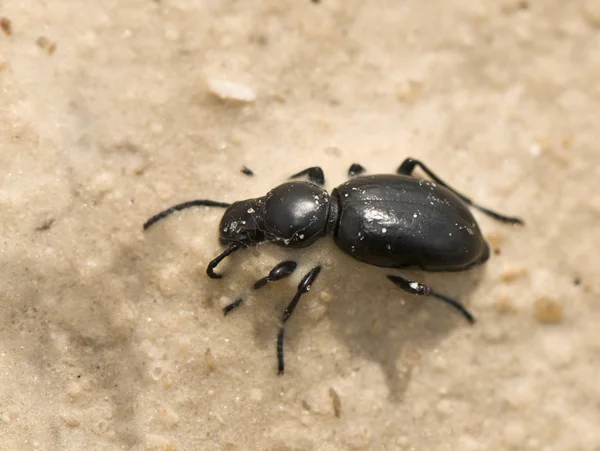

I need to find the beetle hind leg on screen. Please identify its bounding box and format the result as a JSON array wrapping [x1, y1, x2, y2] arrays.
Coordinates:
[[396, 158, 524, 225], [387, 274, 475, 324], [290, 167, 326, 186]]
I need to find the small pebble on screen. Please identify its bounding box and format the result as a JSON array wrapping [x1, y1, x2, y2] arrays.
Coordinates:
[[528, 142, 542, 157], [393, 436, 409, 448], [319, 291, 333, 303], [396, 80, 423, 102], [205, 348, 216, 372], [458, 434, 483, 451], [494, 294, 517, 315], [207, 79, 256, 103], [36, 36, 57, 54], [541, 333, 573, 367], [90, 171, 115, 196], [328, 387, 342, 418], [485, 232, 505, 246], [486, 232, 505, 255], [149, 363, 165, 381], [306, 299, 327, 321], [94, 419, 110, 434], [249, 388, 263, 402], [481, 323, 507, 343], [370, 318, 383, 335], [67, 383, 84, 401], [435, 399, 453, 417], [503, 381, 535, 409], [161, 407, 180, 428], [500, 0, 529, 14], [500, 265, 527, 283], [156, 265, 183, 297], [162, 375, 174, 389], [324, 146, 342, 157], [145, 434, 173, 450], [401, 344, 421, 365], [62, 415, 80, 427], [0, 17, 12, 36], [533, 297, 563, 324], [431, 354, 447, 371]]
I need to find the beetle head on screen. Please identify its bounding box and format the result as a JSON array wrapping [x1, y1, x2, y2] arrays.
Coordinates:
[[219, 198, 266, 245]]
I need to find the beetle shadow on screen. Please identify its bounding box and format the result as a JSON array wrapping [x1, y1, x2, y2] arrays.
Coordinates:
[[322, 250, 485, 400], [212, 240, 487, 400]]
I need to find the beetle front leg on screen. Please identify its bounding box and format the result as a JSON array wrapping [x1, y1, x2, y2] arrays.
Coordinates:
[[277, 265, 322, 375], [397, 157, 524, 225], [206, 243, 242, 279], [387, 274, 475, 324], [222, 260, 298, 315]]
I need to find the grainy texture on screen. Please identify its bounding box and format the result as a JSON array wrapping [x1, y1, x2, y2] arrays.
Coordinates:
[[1, 1, 599, 450]]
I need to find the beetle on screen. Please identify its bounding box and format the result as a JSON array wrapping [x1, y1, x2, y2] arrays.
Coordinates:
[[143, 157, 524, 374]]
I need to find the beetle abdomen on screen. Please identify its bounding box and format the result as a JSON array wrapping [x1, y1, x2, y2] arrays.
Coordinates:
[[332, 175, 489, 271]]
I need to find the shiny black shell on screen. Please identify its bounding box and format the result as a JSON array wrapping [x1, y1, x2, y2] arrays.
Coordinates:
[[331, 175, 490, 271], [263, 182, 330, 247]]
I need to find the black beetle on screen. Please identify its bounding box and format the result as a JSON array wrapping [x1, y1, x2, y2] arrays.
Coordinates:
[[144, 158, 523, 374]]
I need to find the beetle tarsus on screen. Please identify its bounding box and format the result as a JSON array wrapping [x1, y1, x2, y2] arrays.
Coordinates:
[[241, 166, 254, 176], [277, 266, 322, 374], [223, 297, 244, 315], [387, 274, 475, 324], [206, 243, 242, 279]]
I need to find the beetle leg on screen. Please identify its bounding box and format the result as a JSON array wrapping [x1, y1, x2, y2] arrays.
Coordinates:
[[143, 199, 231, 230], [277, 265, 322, 375], [396, 158, 524, 225], [348, 163, 367, 177], [290, 167, 326, 186], [240, 166, 254, 176], [206, 243, 242, 279], [387, 274, 475, 324], [222, 261, 298, 316], [254, 260, 298, 289], [223, 297, 244, 315]]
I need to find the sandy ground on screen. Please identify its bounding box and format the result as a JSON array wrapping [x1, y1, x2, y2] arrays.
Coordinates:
[[1, 1, 600, 450]]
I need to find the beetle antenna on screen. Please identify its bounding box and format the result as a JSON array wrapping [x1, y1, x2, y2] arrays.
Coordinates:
[[143, 200, 231, 230]]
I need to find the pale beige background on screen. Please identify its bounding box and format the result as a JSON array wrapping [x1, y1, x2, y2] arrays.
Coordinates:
[[1, 1, 599, 450]]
